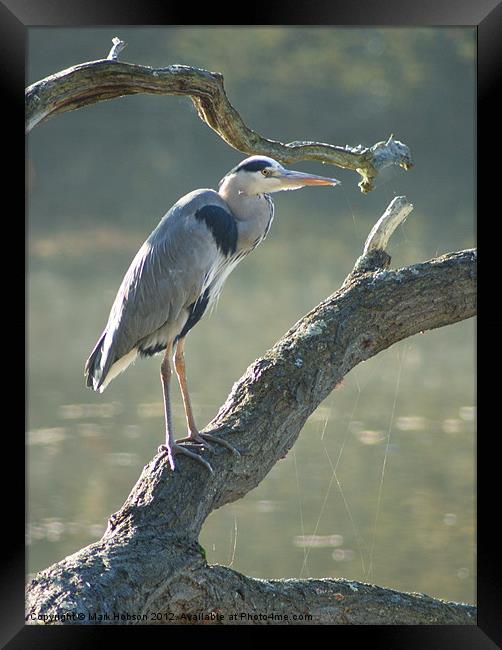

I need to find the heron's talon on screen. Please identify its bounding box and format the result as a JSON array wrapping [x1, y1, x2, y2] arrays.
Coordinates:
[[157, 444, 176, 470], [158, 442, 213, 473], [196, 432, 240, 457], [176, 436, 215, 452]]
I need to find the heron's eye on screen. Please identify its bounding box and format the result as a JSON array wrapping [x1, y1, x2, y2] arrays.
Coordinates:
[[261, 168, 271, 176]]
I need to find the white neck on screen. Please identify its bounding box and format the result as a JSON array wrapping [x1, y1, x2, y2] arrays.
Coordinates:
[[218, 174, 274, 252], [218, 174, 269, 221]]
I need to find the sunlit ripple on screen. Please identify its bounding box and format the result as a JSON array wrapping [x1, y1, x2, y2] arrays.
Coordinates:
[[443, 513, 457, 526], [28, 428, 66, 445], [104, 452, 139, 466], [356, 430, 385, 445], [332, 548, 355, 562], [26, 519, 105, 545], [137, 402, 164, 418], [442, 419, 464, 434], [459, 406, 475, 421], [293, 534, 344, 548], [76, 423, 104, 438], [395, 416, 427, 431], [58, 402, 123, 419], [255, 500, 282, 513]]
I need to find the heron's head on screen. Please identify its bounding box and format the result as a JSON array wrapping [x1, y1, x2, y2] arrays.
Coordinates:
[[219, 155, 340, 196]]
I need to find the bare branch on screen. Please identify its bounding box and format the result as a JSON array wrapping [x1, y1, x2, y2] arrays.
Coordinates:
[[363, 196, 414, 254], [107, 37, 127, 61], [25, 39, 413, 192], [25, 191, 476, 624]]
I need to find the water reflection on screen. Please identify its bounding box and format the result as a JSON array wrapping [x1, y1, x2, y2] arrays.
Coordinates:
[[28, 428, 66, 445], [27, 519, 105, 546], [293, 534, 344, 548], [332, 549, 355, 562], [58, 402, 123, 419]]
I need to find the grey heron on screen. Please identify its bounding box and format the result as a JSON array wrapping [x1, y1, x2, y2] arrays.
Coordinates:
[[85, 156, 340, 472]]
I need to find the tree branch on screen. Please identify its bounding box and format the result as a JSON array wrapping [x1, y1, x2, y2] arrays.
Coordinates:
[[26, 194, 476, 625], [106, 36, 127, 61], [25, 38, 413, 193], [363, 196, 414, 254]]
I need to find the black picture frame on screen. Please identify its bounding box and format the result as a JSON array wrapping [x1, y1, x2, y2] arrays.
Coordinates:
[[5, 0, 497, 646]]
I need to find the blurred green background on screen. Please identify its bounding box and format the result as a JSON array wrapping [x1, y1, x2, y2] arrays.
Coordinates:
[[27, 27, 475, 605]]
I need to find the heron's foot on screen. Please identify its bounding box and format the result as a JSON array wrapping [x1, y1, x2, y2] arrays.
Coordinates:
[[176, 431, 241, 457], [157, 443, 214, 474], [176, 433, 216, 453]]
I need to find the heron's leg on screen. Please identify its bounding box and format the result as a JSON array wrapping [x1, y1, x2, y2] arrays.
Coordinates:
[[158, 341, 213, 473], [172, 337, 202, 440], [173, 337, 240, 457]]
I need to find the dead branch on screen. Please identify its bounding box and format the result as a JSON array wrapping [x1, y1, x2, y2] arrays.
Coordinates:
[[25, 37, 413, 193]]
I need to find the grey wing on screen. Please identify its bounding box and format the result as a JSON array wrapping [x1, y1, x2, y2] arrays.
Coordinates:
[[85, 189, 237, 392]]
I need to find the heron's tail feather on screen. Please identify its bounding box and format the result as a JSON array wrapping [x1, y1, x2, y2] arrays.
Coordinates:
[[84, 331, 107, 392], [85, 332, 138, 393]]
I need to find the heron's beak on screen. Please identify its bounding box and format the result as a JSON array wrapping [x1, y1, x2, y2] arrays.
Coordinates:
[[278, 169, 341, 188]]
